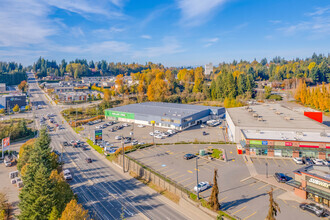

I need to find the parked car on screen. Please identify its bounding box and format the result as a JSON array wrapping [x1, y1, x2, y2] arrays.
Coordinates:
[[183, 154, 196, 160], [124, 139, 131, 144], [137, 124, 145, 128], [132, 140, 138, 145], [312, 158, 324, 166], [85, 158, 92, 163], [154, 130, 160, 134], [302, 157, 313, 165], [293, 157, 303, 165], [322, 160, 330, 166], [115, 136, 122, 140], [63, 141, 68, 146], [299, 203, 325, 217], [194, 182, 210, 193], [138, 142, 146, 145], [274, 173, 288, 183], [203, 131, 208, 136], [123, 123, 129, 127], [110, 128, 115, 132], [149, 132, 154, 136], [154, 134, 163, 139]]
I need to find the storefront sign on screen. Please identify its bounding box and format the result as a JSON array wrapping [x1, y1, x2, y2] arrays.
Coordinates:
[[94, 130, 102, 141], [308, 177, 330, 189], [299, 145, 319, 148], [274, 141, 285, 146], [262, 141, 268, 145], [250, 140, 262, 145], [285, 142, 292, 146]]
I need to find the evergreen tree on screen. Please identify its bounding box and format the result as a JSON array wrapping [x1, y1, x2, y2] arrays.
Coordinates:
[[49, 206, 60, 220], [208, 169, 220, 211]]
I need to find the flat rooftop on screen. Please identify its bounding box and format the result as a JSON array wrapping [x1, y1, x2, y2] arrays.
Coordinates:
[[242, 129, 330, 143], [227, 104, 328, 130], [294, 165, 330, 182], [106, 102, 223, 119]]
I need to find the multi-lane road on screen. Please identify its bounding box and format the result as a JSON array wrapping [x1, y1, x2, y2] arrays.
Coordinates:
[[27, 74, 191, 220]]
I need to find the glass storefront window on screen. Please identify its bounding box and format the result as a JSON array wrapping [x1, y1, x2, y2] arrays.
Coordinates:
[[256, 148, 267, 156], [300, 150, 317, 158], [281, 149, 292, 157]]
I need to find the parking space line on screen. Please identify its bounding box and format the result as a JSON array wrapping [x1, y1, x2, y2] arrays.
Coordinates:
[[281, 158, 287, 166], [184, 182, 196, 187], [187, 170, 193, 174], [178, 177, 192, 184], [281, 199, 287, 204], [167, 172, 180, 178], [257, 183, 269, 190], [231, 206, 246, 215], [249, 180, 259, 186], [221, 201, 237, 210], [162, 169, 175, 174], [219, 197, 228, 202], [171, 174, 186, 180], [242, 211, 257, 220], [272, 158, 279, 166], [289, 159, 296, 166], [163, 170, 178, 176], [256, 157, 261, 164]]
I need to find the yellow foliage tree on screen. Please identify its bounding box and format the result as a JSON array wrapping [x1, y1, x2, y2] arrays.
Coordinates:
[[60, 199, 88, 220], [13, 104, 20, 112]]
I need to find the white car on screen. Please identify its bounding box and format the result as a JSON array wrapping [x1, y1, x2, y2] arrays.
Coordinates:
[[132, 140, 138, 145], [194, 182, 210, 193], [161, 132, 169, 137], [293, 157, 303, 165], [149, 132, 154, 136], [322, 160, 330, 166], [137, 124, 145, 128], [312, 159, 323, 166], [63, 169, 72, 180], [154, 130, 160, 134], [115, 136, 122, 140], [154, 134, 163, 139], [123, 123, 128, 127]]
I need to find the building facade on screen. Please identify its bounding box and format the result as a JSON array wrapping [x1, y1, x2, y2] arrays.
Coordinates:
[[0, 94, 27, 110], [290, 166, 330, 208], [105, 102, 224, 130], [205, 63, 213, 75]]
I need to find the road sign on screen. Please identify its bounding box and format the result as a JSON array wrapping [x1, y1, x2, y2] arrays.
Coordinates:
[[95, 129, 102, 141], [2, 137, 10, 151]]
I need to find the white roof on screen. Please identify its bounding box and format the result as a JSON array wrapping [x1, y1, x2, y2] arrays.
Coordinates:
[[242, 129, 330, 143]]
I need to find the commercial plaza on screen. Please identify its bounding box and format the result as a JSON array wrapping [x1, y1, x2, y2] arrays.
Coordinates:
[[226, 104, 330, 159], [105, 102, 225, 130]]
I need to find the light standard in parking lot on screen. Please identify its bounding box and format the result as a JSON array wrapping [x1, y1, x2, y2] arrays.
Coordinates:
[[266, 162, 268, 178], [150, 120, 155, 145], [196, 156, 200, 200]]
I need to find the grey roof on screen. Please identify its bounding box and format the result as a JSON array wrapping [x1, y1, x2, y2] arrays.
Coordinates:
[[106, 102, 223, 119], [227, 103, 328, 130]]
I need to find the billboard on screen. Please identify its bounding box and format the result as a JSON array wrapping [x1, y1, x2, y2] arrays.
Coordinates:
[[94, 130, 102, 142], [104, 110, 135, 119], [2, 137, 10, 152]]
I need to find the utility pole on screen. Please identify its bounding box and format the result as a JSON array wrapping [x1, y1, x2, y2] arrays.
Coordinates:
[[266, 162, 268, 178], [196, 157, 199, 199]]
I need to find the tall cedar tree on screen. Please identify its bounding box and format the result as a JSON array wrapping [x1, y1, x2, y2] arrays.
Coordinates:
[[266, 188, 280, 220], [209, 169, 220, 211]]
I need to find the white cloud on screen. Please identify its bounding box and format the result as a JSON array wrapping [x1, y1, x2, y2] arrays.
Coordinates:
[[133, 37, 184, 58], [177, 0, 228, 26], [141, 35, 152, 39], [203, 37, 219, 47], [269, 20, 281, 24], [306, 6, 330, 16]]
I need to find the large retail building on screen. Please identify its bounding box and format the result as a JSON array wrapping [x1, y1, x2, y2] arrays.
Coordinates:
[[105, 102, 224, 130], [226, 104, 330, 159]]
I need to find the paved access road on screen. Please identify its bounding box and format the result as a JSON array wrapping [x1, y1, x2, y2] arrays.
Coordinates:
[[27, 73, 190, 220]]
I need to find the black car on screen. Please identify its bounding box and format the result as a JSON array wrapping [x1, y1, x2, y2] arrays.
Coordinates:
[[183, 154, 196, 160], [203, 131, 208, 136], [63, 141, 68, 146], [85, 158, 92, 163], [302, 157, 313, 165], [299, 203, 325, 217], [274, 173, 288, 183]]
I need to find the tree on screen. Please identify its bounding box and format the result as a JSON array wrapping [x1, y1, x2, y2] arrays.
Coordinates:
[[266, 188, 280, 220], [18, 80, 28, 92], [49, 206, 60, 220], [13, 104, 20, 113], [25, 105, 30, 111], [97, 93, 101, 100], [264, 86, 272, 99], [208, 169, 220, 211], [103, 89, 111, 102], [59, 199, 88, 220], [0, 192, 10, 220], [0, 109, 4, 114]]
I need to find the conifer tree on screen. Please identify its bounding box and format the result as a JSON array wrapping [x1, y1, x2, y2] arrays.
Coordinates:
[[208, 169, 220, 211]]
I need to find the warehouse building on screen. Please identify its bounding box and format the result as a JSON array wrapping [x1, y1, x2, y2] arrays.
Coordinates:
[[105, 102, 224, 130], [0, 93, 27, 110], [226, 104, 330, 159]]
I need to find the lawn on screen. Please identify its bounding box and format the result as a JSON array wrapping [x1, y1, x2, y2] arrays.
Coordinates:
[[211, 149, 223, 159]]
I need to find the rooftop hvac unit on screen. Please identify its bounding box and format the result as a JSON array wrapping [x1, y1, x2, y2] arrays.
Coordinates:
[[320, 131, 328, 137], [296, 131, 304, 136], [253, 113, 258, 117]]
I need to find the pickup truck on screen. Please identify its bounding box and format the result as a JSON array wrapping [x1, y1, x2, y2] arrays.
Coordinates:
[[63, 169, 72, 180], [4, 159, 12, 167]]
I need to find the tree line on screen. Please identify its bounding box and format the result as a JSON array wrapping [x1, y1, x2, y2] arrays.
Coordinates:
[[0, 61, 26, 85], [295, 80, 330, 112], [17, 129, 88, 219]]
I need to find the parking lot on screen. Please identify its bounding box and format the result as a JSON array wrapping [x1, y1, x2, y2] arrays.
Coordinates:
[[80, 120, 226, 146], [127, 144, 325, 220]]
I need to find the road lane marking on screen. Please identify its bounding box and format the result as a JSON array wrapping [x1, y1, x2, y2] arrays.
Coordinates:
[[219, 196, 228, 202], [231, 206, 247, 215], [257, 183, 269, 190], [187, 170, 193, 174], [243, 211, 257, 220], [194, 168, 200, 171]]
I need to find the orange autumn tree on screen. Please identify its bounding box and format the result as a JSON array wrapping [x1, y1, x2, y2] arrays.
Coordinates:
[[59, 199, 88, 220]]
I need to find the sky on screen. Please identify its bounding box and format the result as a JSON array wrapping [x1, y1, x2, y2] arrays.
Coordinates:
[[0, 0, 329, 67]]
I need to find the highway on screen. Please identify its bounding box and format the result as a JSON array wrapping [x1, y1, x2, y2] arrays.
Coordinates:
[[27, 74, 190, 220]]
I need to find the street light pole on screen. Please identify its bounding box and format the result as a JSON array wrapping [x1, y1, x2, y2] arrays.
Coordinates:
[[122, 138, 125, 173], [196, 157, 199, 200], [266, 162, 268, 178]]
